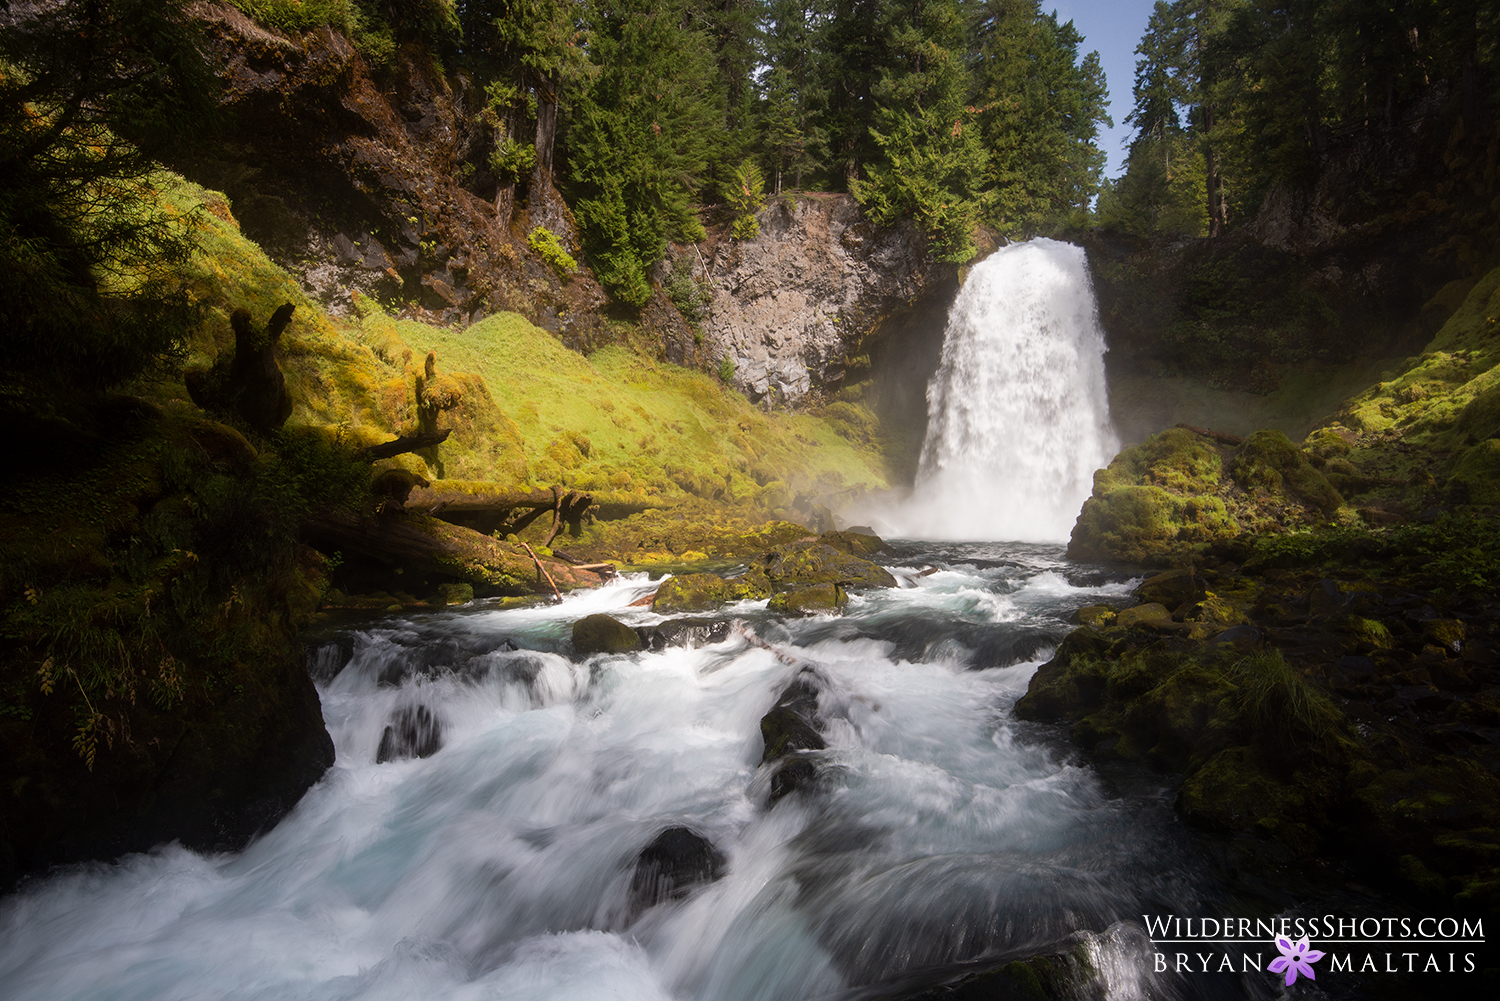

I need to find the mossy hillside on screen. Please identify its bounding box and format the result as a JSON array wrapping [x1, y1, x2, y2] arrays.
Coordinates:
[[1317, 264, 1500, 508], [155, 175, 889, 519], [150, 175, 397, 442], [1069, 426, 1345, 565], [353, 307, 889, 511]]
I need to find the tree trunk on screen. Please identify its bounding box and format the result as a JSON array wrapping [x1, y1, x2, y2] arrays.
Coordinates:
[[534, 73, 559, 176], [496, 182, 514, 231], [1204, 105, 1225, 238]]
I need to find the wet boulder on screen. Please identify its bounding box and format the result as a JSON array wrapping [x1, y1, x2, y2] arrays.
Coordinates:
[[652, 572, 770, 613], [376, 704, 442, 762], [573, 613, 642, 654], [767, 583, 847, 616], [1134, 568, 1207, 612], [760, 674, 827, 803], [628, 827, 726, 912], [757, 539, 896, 591], [637, 618, 731, 651]]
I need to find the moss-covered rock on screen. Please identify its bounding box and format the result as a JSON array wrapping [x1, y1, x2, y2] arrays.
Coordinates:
[[1069, 426, 1346, 565], [1114, 602, 1173, 629], [572, 614, 642, 654], [767, 583, 847, 616], [756, 539, 897, 591], [1135, 568, 1208, 610], [652, 571, 771, 613], [1230, 429, 1343, 511]]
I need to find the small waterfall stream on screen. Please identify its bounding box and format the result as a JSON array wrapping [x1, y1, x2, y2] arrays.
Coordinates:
[[883, 238, 1118, 542]]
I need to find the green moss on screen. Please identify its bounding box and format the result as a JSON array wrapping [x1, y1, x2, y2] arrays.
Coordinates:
[[1449, 438, 1500, 504], [767, 583, 847, 616]]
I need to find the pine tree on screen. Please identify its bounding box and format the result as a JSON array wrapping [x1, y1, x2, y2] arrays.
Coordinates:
[[853, 0, 988, 261], [970, 1, 1111, 235], [568, 0, 716, 305]]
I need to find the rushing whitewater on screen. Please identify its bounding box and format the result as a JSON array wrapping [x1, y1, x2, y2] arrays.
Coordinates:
[[891, 238, 1117, 542], [0, 550, 1235, 1001]]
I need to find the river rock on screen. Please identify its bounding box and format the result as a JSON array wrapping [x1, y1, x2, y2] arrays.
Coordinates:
[[637, 618, 732, 651], [768, 583, 847, 616], [1114, 603, 1172, 629], [628, 827, 726, 912], [1134, 568, 1207, 610], [760, 674, 826, 803], [756, 539, 897, 591], [376, 704, 442, 762], [573, 613, 642, 654]]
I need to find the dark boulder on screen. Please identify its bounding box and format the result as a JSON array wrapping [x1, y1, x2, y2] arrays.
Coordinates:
[[573, 613, 642, 655], [628, 827, 726, 912], [760, 673, 827, 803], [376, 704, 442, 762], [637, 618, 731, 651]]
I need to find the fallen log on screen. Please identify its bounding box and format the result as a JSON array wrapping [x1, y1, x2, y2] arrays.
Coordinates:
[[303, 509, 602, 597], [363, 430, 452, 461], [405, 484, 596, 539], [520, 541, 563, 601]]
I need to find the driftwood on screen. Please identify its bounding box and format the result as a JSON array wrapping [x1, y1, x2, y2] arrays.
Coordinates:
[[1175, 423, 1246, 447], [520, 541, 563, 601], [363, 430, 452, 461]]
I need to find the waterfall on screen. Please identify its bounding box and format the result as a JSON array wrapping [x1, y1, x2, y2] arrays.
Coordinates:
[[894, 238, 1117, 542]]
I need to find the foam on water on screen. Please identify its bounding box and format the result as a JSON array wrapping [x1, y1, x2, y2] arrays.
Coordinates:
[[0, 556, 1202, 1001]]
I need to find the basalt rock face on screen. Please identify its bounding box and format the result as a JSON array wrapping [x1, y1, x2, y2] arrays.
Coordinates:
[[693, 194, 954, 405]]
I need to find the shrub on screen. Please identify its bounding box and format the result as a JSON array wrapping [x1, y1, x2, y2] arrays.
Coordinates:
[[728, 159, 765, 241], [528, 226, 577, 278]]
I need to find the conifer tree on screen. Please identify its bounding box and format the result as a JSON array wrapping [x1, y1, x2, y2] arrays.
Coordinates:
[[852, 0, 988, 260], [568, 0, 716, 305]]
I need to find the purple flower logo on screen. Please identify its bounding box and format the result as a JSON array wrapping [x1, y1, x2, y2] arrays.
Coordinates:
[[1269, 936, 1325, 986]]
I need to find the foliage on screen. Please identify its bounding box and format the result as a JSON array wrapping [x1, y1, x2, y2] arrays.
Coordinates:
[[0, 0, 219, 407], [527, 225, 577, 276], [851, 0, 988, 261], [567, 0, 714, 305], [663, 255, 712, 322], [970, 2, 1112, 236], [1249, 515, 1500, 594], [228, 0, 354, 34], [728, 160, 766, 241], [1230, 648, 1346, 747]]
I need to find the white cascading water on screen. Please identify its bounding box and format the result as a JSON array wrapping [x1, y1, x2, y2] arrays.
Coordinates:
[[893, 238, 1118, 542], [0, 563, 1211, 1001]]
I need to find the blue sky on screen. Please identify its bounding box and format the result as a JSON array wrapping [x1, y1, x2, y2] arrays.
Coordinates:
[[1046, 1, 1162, 178]]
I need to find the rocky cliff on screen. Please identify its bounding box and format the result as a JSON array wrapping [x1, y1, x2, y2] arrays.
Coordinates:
[[688, 194, 951, 405]]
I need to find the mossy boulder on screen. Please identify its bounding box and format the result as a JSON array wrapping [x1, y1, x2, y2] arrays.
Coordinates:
[[652, 571, 771, 613], [1179, 746, 1316, 849], [756, 539, 896, 591], [1230, 430, 1343, 511], [1135, 568, 1207, 610], [436, 582, 473, 605], [572, 613, 642, 654], [1013, 630, 1115, 720], [1114, 602, 1173, 630], [1069, 426, 1345, 565], [1448, 438, 1500, 504], [767, 583, 847, 616]]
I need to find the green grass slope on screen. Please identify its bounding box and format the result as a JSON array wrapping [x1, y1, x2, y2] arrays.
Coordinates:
[[155, 175, 890, 519]]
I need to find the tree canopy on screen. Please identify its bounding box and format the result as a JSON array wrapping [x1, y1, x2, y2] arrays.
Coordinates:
[[0, 0, 220, 405]]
